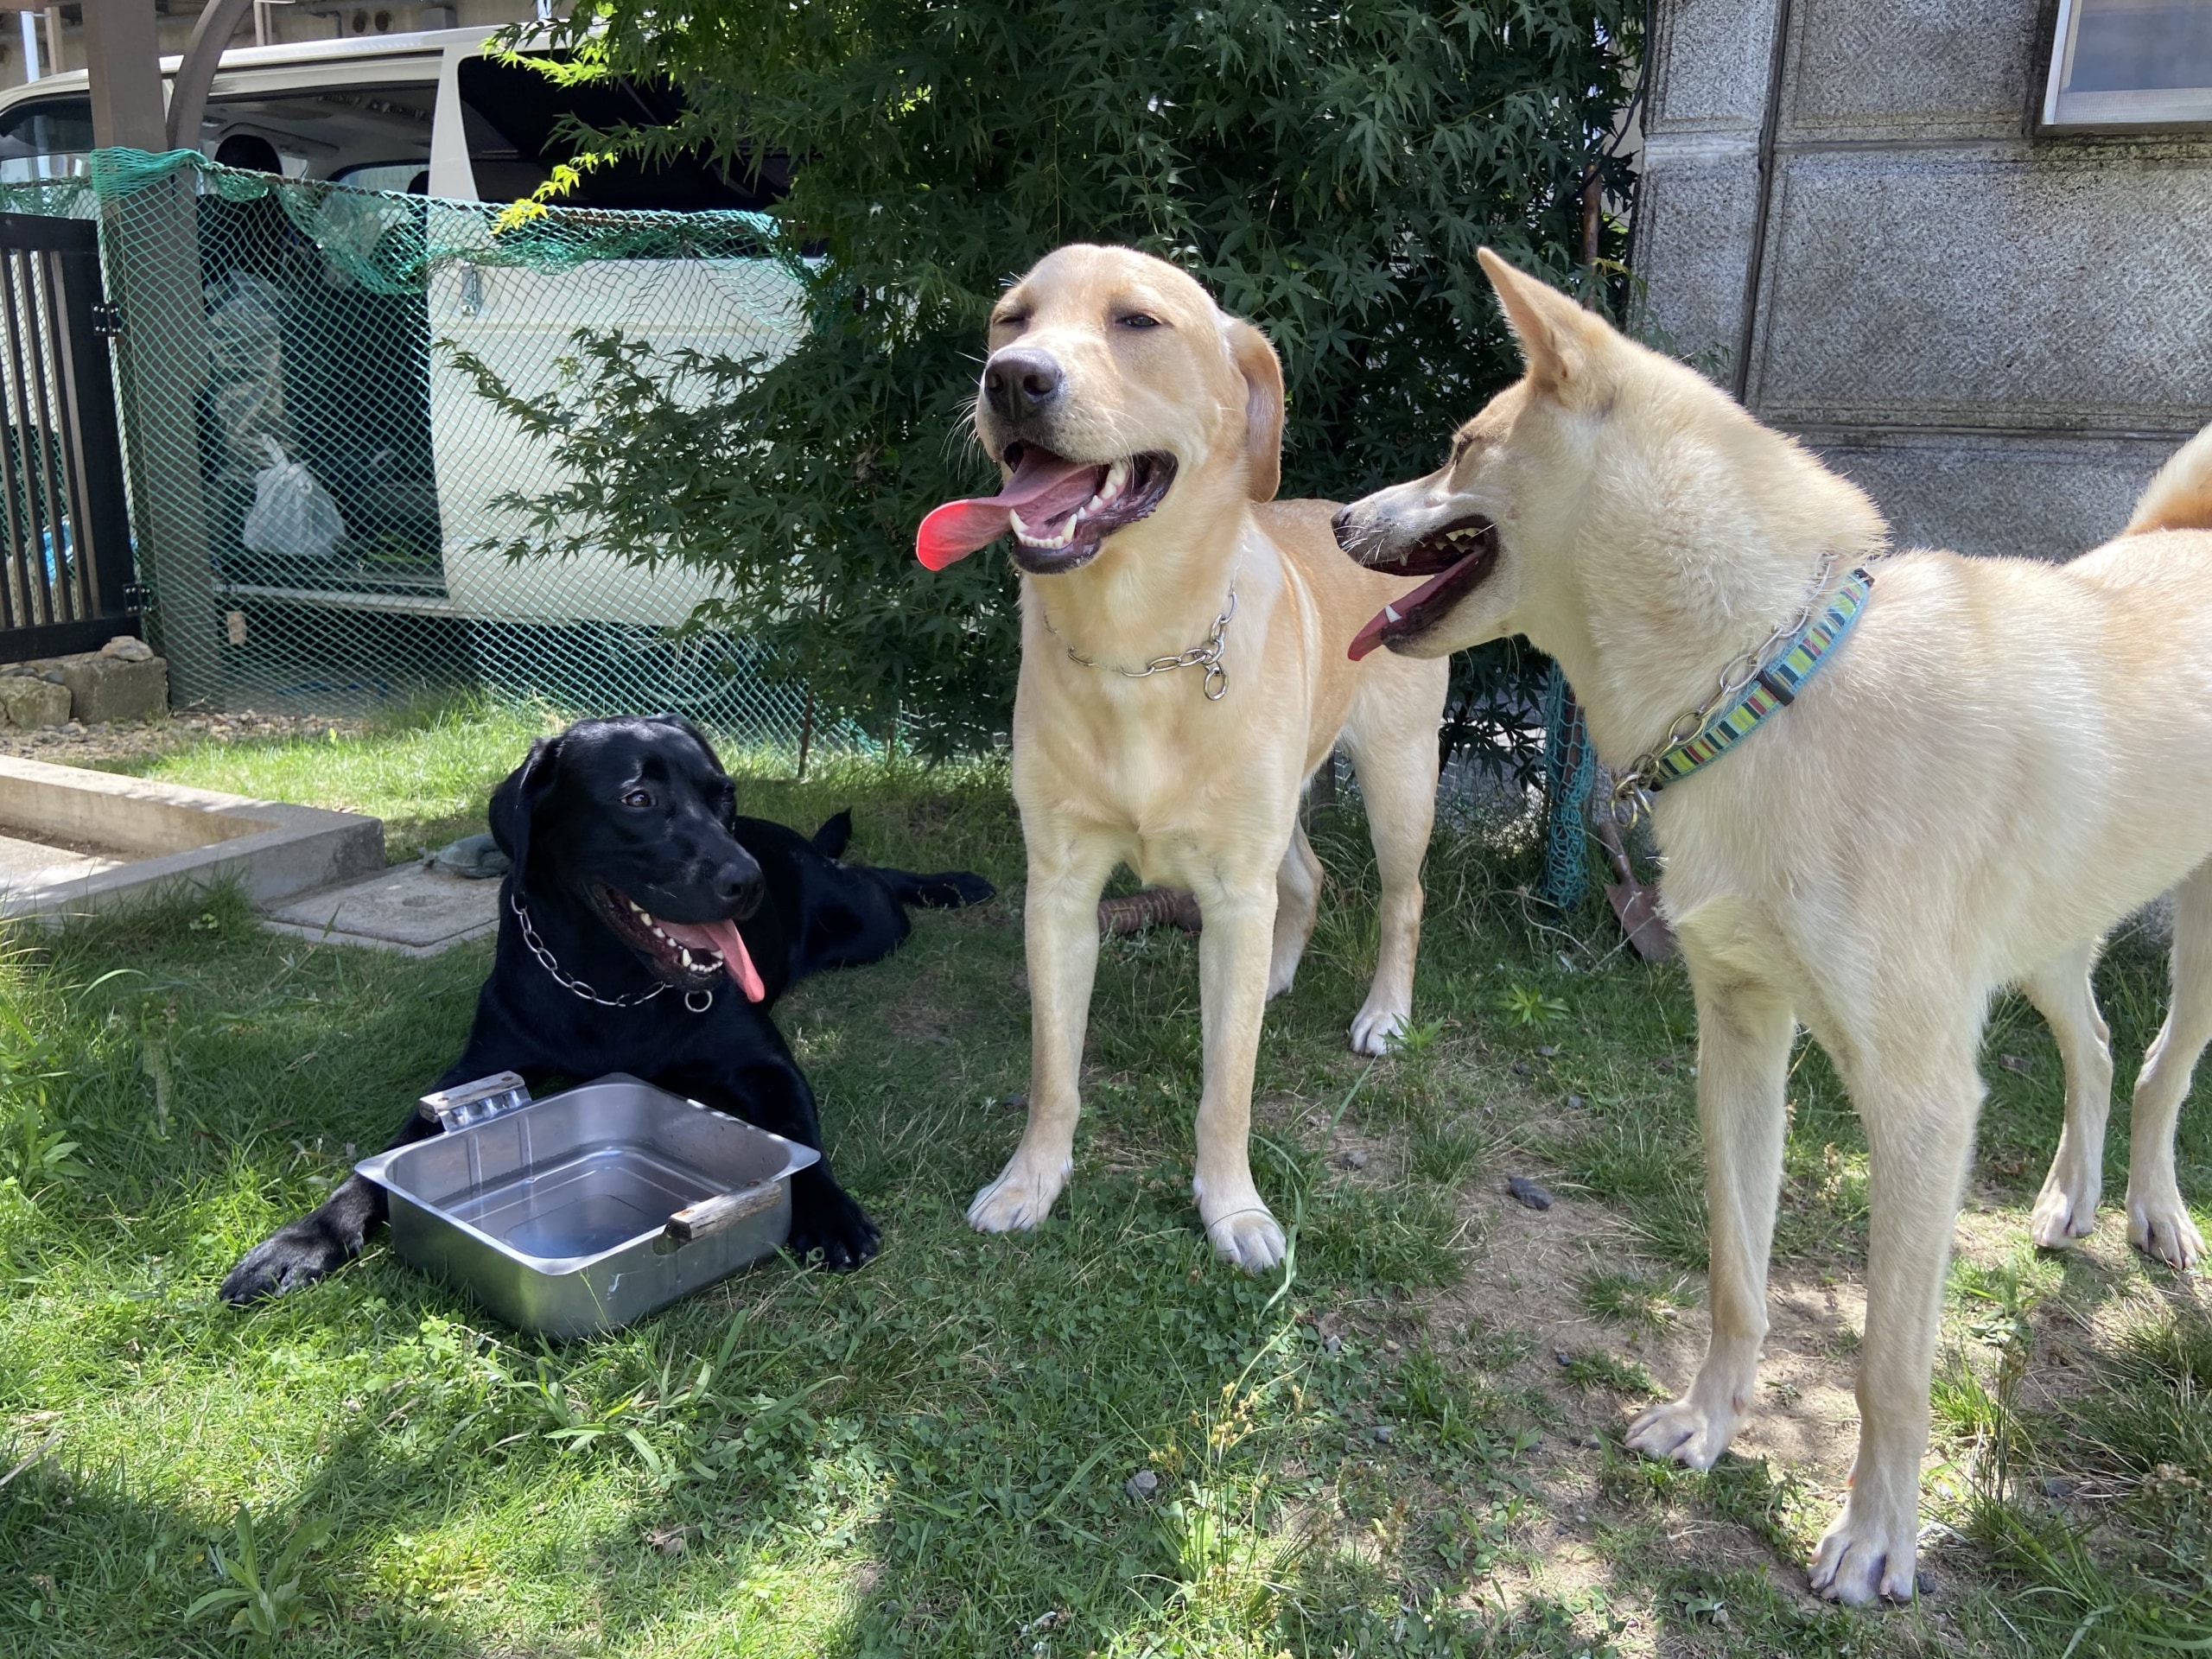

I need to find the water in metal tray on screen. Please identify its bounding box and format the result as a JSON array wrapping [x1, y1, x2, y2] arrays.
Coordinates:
[[448, 1146, 717, 1261]]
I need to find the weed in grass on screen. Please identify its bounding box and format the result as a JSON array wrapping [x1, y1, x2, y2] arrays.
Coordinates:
[[1408, 1119, 1488, 1185], [1556, 1351, 1656, 1395], [1497, 984, 1569, 1027], [184, 1508, 333, 1646], [1948, 1249, 2058, 1357], [1577, 1267, 1698, 1333], [1363, 1018, 1455, 1130]]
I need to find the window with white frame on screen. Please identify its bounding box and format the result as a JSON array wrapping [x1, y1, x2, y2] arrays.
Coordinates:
[[2044, 0, 2212, 128]]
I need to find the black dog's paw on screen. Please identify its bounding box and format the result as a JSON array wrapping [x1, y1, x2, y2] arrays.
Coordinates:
[[912, 870, 995, 910], [787, 1186, 880, 1271], [219, 1217, 361, 1305]]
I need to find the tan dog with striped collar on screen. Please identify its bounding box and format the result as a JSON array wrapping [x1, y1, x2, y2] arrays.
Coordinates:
[[1332, 250, 2212, 1604], [918, 245, 1449, 1269]]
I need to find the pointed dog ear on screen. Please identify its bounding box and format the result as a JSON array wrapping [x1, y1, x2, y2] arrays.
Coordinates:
[[487, 734, 562, 883], [1225, 316, 1285, 502], [1476, 247, 1604, 397], [646, 709, 726, 776]]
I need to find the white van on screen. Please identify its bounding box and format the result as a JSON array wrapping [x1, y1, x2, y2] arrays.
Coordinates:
[[0, 29, 803, 633]]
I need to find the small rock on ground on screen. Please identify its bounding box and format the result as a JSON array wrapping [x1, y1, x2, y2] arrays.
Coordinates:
[[1506, 1175, 1554, 1211], [1125, 1469, 1159, 1500]]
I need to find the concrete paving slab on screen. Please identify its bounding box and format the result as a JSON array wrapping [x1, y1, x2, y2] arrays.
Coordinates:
[[264, 861, 499, 957]]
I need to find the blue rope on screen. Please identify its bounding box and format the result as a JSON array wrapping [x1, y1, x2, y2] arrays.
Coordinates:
[[1535, 662, 1594, 908]]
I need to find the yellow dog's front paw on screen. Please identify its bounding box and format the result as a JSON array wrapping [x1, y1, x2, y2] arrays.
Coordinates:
[[1624, 1395, 1737, 1471], [1196, 1179, 1286, 1273], [1808, 1501, 1919, 1605], [1349, 1003, 1409, 1058], [967, 1155, 1071, 1235]]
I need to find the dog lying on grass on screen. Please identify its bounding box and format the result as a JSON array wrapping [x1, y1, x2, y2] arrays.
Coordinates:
[[915, 245, 1449, 1270], [222, 713, 992, 1301], [1332, 249, 2212, 1604]]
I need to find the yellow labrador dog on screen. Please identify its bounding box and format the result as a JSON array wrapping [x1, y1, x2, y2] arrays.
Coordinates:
[[1332, 248, 2212, 1604], [916, 245, 1449, 1268]]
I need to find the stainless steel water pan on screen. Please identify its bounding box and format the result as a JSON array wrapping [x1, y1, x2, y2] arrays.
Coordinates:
[[354, 1071, 819, 1337]]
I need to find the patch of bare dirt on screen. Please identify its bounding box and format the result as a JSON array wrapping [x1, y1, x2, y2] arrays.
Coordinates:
[[0, 709, 363, 766]]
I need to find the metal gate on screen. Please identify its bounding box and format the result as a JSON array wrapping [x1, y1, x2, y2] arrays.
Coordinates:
[[0, 211, 135, 661]]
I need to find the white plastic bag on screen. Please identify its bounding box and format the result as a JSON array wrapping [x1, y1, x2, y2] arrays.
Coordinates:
[[241, 435, 345, 559]]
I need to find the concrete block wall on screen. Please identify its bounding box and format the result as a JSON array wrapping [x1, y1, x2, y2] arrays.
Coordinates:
[[1635, 0, 2212, 562]]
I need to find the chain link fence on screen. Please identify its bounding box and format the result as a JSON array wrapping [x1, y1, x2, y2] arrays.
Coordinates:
[[1, 148, 829, 741]]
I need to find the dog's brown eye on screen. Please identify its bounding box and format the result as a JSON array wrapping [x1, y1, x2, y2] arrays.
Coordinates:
[[622, 788, 652, 809], [1117, 312, 1161, 330]]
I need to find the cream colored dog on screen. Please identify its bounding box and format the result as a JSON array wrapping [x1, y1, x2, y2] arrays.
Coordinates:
[[1332, 248, 2212, 1604], [916, 245, 1449, 1269]]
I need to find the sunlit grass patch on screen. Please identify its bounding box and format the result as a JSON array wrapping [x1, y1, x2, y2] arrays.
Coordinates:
[[2, 723, 2209, 1654]]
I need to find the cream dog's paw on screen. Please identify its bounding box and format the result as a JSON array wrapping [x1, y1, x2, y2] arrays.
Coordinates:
[[967, 1154, 1071, 1235], [1349, 1003, 1408, 1058], [1808, 1499, 1919, 1605], [2029, 1165, 2100, 1250], [1205, 1208, 1287, 1273], [1196, 1179, 1286, 1273], [2129, 1182, 2207, 1270], [1624, 1394, 1738, 1471]]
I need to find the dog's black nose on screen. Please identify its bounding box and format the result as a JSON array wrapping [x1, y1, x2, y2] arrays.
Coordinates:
[[983, 349, 1063, 422], [1331, 506, 1356, 548], [715, 859, 764, 918]]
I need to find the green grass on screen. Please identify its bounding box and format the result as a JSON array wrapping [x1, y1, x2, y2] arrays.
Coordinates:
[[0, 704, 2208, 1655]]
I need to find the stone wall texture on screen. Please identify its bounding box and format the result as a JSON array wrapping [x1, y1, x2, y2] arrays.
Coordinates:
[[1636, 0, 2212, 562]]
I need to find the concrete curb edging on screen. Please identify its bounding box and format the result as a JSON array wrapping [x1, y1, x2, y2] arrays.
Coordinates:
[[0, 754, 384, 923]]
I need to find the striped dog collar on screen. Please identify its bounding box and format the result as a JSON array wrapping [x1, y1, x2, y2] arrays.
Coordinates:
[[1612, 565, 1874, 823]]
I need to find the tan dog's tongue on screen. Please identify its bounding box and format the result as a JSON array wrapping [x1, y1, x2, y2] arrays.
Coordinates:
[[658, 917, 766, 1003], [916, 449, 1106, 569]]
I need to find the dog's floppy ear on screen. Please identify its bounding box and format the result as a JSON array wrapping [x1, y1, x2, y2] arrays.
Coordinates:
[[1477, 247, 1603, 397], [1225, 316, 1284, 502], [487, 734, 562, 884]]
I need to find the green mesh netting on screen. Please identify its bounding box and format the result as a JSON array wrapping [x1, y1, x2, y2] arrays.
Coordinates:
[[1534, 662, 1594, 909], [0, 147, 829, 737]]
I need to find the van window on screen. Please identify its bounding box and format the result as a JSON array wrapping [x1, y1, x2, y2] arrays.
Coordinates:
[[456, 56, 788, 212], [0, 97, 95, 181], [201, 85, 436, 183]]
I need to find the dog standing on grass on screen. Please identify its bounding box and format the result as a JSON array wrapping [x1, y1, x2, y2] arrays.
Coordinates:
[[1332, 249, 2212, 1604], [916, 245, 1450, 1270]]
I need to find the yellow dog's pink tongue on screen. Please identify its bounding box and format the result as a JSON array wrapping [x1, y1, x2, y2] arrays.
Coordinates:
[[658, 917, 766, 1002], [916, 449, 1106, 569]]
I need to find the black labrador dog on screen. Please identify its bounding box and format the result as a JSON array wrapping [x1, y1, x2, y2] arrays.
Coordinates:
[[221, 713, 992, 1303]]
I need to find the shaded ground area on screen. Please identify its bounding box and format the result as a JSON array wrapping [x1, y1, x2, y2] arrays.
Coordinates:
[[0, 704, 2205, 1656]]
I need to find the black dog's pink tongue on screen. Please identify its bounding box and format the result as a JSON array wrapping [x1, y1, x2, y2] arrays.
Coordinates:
[[658, 917, 766, 1002], [916, 448, 1105, 569]]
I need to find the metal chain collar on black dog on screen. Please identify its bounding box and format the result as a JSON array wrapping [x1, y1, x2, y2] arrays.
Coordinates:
[[510, 891, 715, 1014], [1039, 582, 1237, 702]]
